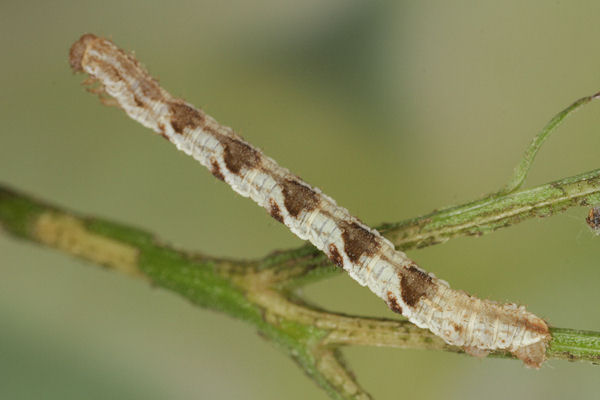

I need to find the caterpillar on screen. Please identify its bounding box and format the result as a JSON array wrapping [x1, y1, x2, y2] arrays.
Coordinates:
[[69, 33, 551, 367]]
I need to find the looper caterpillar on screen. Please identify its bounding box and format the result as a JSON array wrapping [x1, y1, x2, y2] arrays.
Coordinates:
[[69, 33, 551, 367]]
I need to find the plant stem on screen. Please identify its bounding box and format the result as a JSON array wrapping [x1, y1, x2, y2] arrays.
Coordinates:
[[258, 167, 600, 291], [1, 183, 599, 400], [501, 92, 600, 194], [379, 168, 600, 250]]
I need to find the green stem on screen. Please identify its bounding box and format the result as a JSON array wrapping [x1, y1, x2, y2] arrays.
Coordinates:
[[0, 185, 370, 399], [501, 92, 600, 194], [379, 168, 600, 249], [262, 167, 600, 286], [547, 328, 600, 362], [2, 184, 599, 399]]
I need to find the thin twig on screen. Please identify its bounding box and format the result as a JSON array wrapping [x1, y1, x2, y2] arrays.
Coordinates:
[[260, 167, 600, 292], [379, 167, 600, 250], [1, 184, 599, 400], [501, 91, 600, 194]]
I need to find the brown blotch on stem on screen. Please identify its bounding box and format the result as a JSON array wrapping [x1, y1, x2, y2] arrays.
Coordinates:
[[169, 102, 206, 134], [586, 207, 600, 232], [399, 264, 435, 307], [210, 160, 225, 181], [327, 244, 344, 268], [218, 136, 262, 175], [386, 291, 403, 314], [339, 221, 380, 263], [269, 199, 284, 223], [69, 33, 98, 72]]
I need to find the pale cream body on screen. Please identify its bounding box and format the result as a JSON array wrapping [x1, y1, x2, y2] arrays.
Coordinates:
[[70, 34, 551, 367]]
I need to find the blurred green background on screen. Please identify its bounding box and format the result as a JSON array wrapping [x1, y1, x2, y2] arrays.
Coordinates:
[[1, 1, 600, 399]]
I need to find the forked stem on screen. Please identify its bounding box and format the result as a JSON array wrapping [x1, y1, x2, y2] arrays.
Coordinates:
[[1, 185, 599, 399]]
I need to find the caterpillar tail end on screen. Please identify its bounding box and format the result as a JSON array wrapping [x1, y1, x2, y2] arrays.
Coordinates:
[[511, 339, 550, 369]]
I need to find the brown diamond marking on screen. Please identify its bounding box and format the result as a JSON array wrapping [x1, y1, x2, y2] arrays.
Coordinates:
[[339, 221, 380, 263], [169, 101, 206, 134], [399, 264, 434, 307], [217, 136, 261, 175], [280, 179, 319, 218]]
